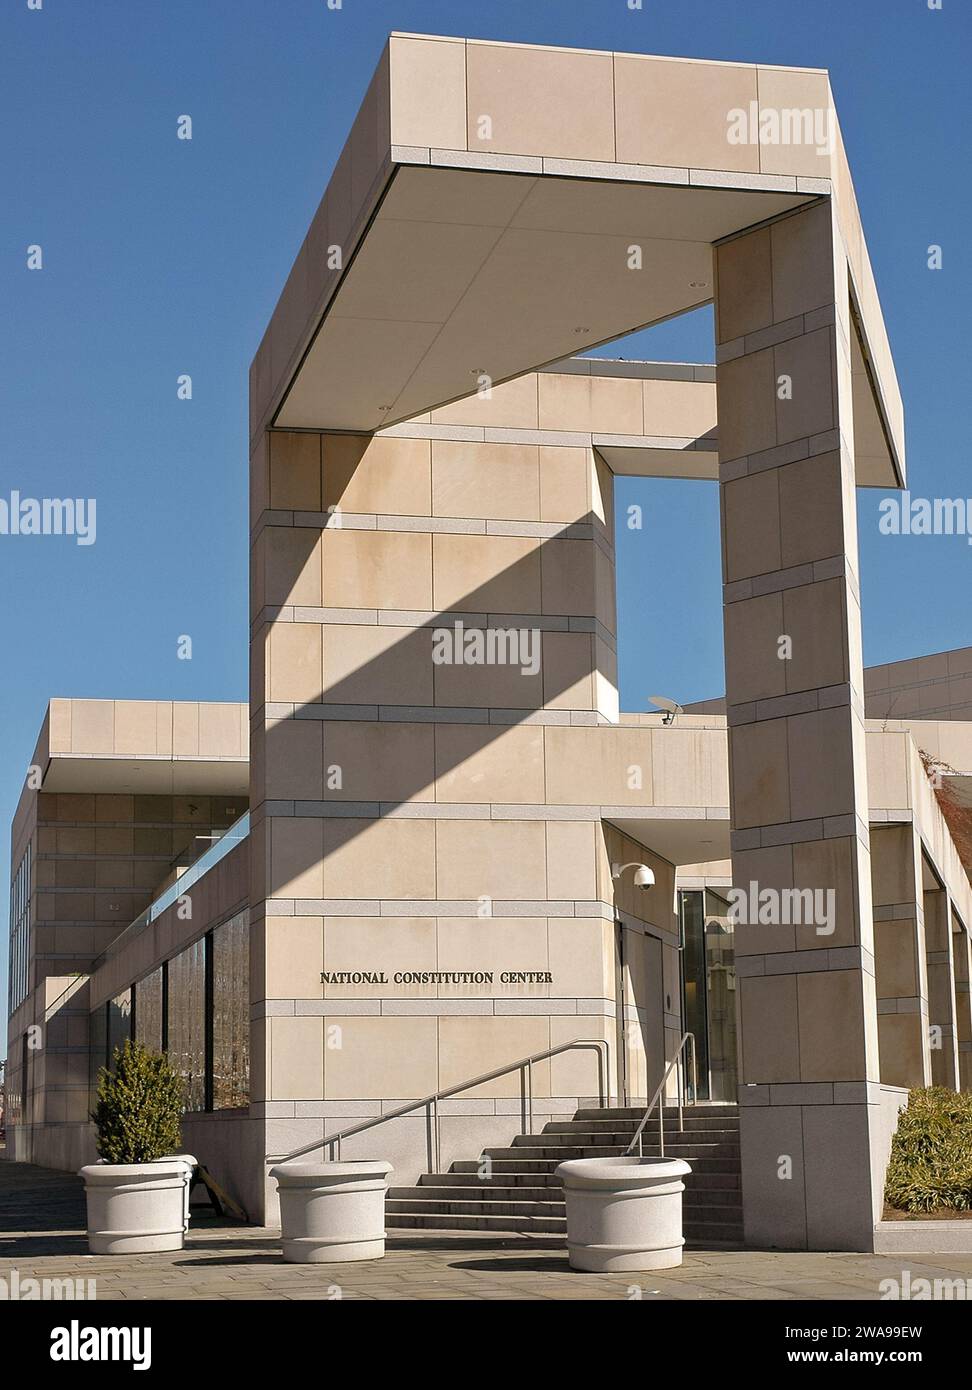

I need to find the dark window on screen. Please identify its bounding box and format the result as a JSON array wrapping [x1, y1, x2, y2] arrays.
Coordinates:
[[20, 1030, 29, 1128], [107, 988, 133, 1067], [167, 939, 206, 1111], [86, 912, 249, 1118], [134, 968, 163, 1053], [88, 1003, 107, 1110], [211, 910, 249, 1109], [8, 842, 32, 1011]]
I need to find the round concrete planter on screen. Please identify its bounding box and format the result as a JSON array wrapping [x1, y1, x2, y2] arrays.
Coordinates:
[[79, 1156, 196, 1255], [270, 1160, 393, 1264], [555, 1156, 691, 1272]]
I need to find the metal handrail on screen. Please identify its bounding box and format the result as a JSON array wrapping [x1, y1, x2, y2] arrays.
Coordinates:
[[625, 1032, 697, 1159], [270, 1037, 611, 1171]]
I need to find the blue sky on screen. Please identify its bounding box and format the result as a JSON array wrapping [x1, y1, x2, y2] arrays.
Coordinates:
[[2, 0, 969, 1014]]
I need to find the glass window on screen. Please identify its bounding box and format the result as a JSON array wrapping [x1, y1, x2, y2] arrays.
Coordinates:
[[17, 1031, 29, 1128], [107, 988, 133, 1068], [134, 967, 163, 1054], [679, 888, 737, 1104], [167, 938, 206, 1111], [8, 841, 32, 1011], [679, 891, 709, 1100], [89, 1002, 108, 1109], [212, 910, 249, 1109], [703, 890, 736, 1104]]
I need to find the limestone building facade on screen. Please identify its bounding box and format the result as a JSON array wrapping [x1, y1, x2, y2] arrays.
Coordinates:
[[7, 35, 972, 1253]]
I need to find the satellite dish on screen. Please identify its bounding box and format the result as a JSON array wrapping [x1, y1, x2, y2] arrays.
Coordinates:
[[648, 694, 683, 726]]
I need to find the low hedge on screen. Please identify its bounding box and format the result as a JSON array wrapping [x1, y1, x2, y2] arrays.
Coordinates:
[[885, 1086, 972, 1214]]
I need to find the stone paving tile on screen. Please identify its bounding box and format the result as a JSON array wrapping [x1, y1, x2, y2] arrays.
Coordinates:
[[772, 1280, 886, 1300], [4, 1156, 972, 1302]]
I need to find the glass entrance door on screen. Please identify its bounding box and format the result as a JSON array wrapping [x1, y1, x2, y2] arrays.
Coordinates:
[[679, 889, 737, 1101]]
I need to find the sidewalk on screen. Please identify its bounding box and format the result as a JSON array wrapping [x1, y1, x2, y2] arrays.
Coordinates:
[[2, 1158, 970, 1301]]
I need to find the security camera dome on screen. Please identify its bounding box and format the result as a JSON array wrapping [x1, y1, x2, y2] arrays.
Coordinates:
[[633, 865, 655, 889]]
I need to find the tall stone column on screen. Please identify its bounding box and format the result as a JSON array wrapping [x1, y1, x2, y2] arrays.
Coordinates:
[[953, 912, 972, 1092], [871, 824, 932, 1088], [924, 886, 959, 1089], [248, 419, 622, 1219], [715, 200, 883, 1250]]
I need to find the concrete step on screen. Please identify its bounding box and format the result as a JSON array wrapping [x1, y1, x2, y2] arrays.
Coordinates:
[[453, 1155, 743, 1175], [388, 1208, 742, 1232], [683, 1199, 742, 1217], [391, 1186, 743, 1217], [385, 1211, 567, 1234], [483, 1144, 626, 1161], [420, 1170, 566, 1188], [515, 1132, 741, 1153], [566, 1117, 738, 1132], [486, 1143, 740, 1162], [542, 1119, 739, 1137], [391, 1184, 559, 1203], [386, 1099, 744, 1244], [413, 1172, 742, 1198], [387, 1209, 740, 1239], [625, 1145, 741, 1160], [546, 1110, 740, 1125], [680, 1189, 742, 1209], [411, 1178, 745, 1200], [387, 1196, 564, 1219], [574, 1105, 738, 1122], [684, 1170, 742, 1190], [684, 1228, 745, 1251]]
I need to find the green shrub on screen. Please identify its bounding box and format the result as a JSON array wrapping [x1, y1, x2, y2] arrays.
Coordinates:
[[885, 1086, 972, 1214], [91, 1039, 185, 1164]]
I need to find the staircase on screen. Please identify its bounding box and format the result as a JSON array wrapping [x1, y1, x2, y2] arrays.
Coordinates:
[[386, 1102, 743, 1246]]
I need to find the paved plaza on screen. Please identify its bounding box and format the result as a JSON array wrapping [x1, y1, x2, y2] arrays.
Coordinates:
[[2, 1158, 971, 1302]]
